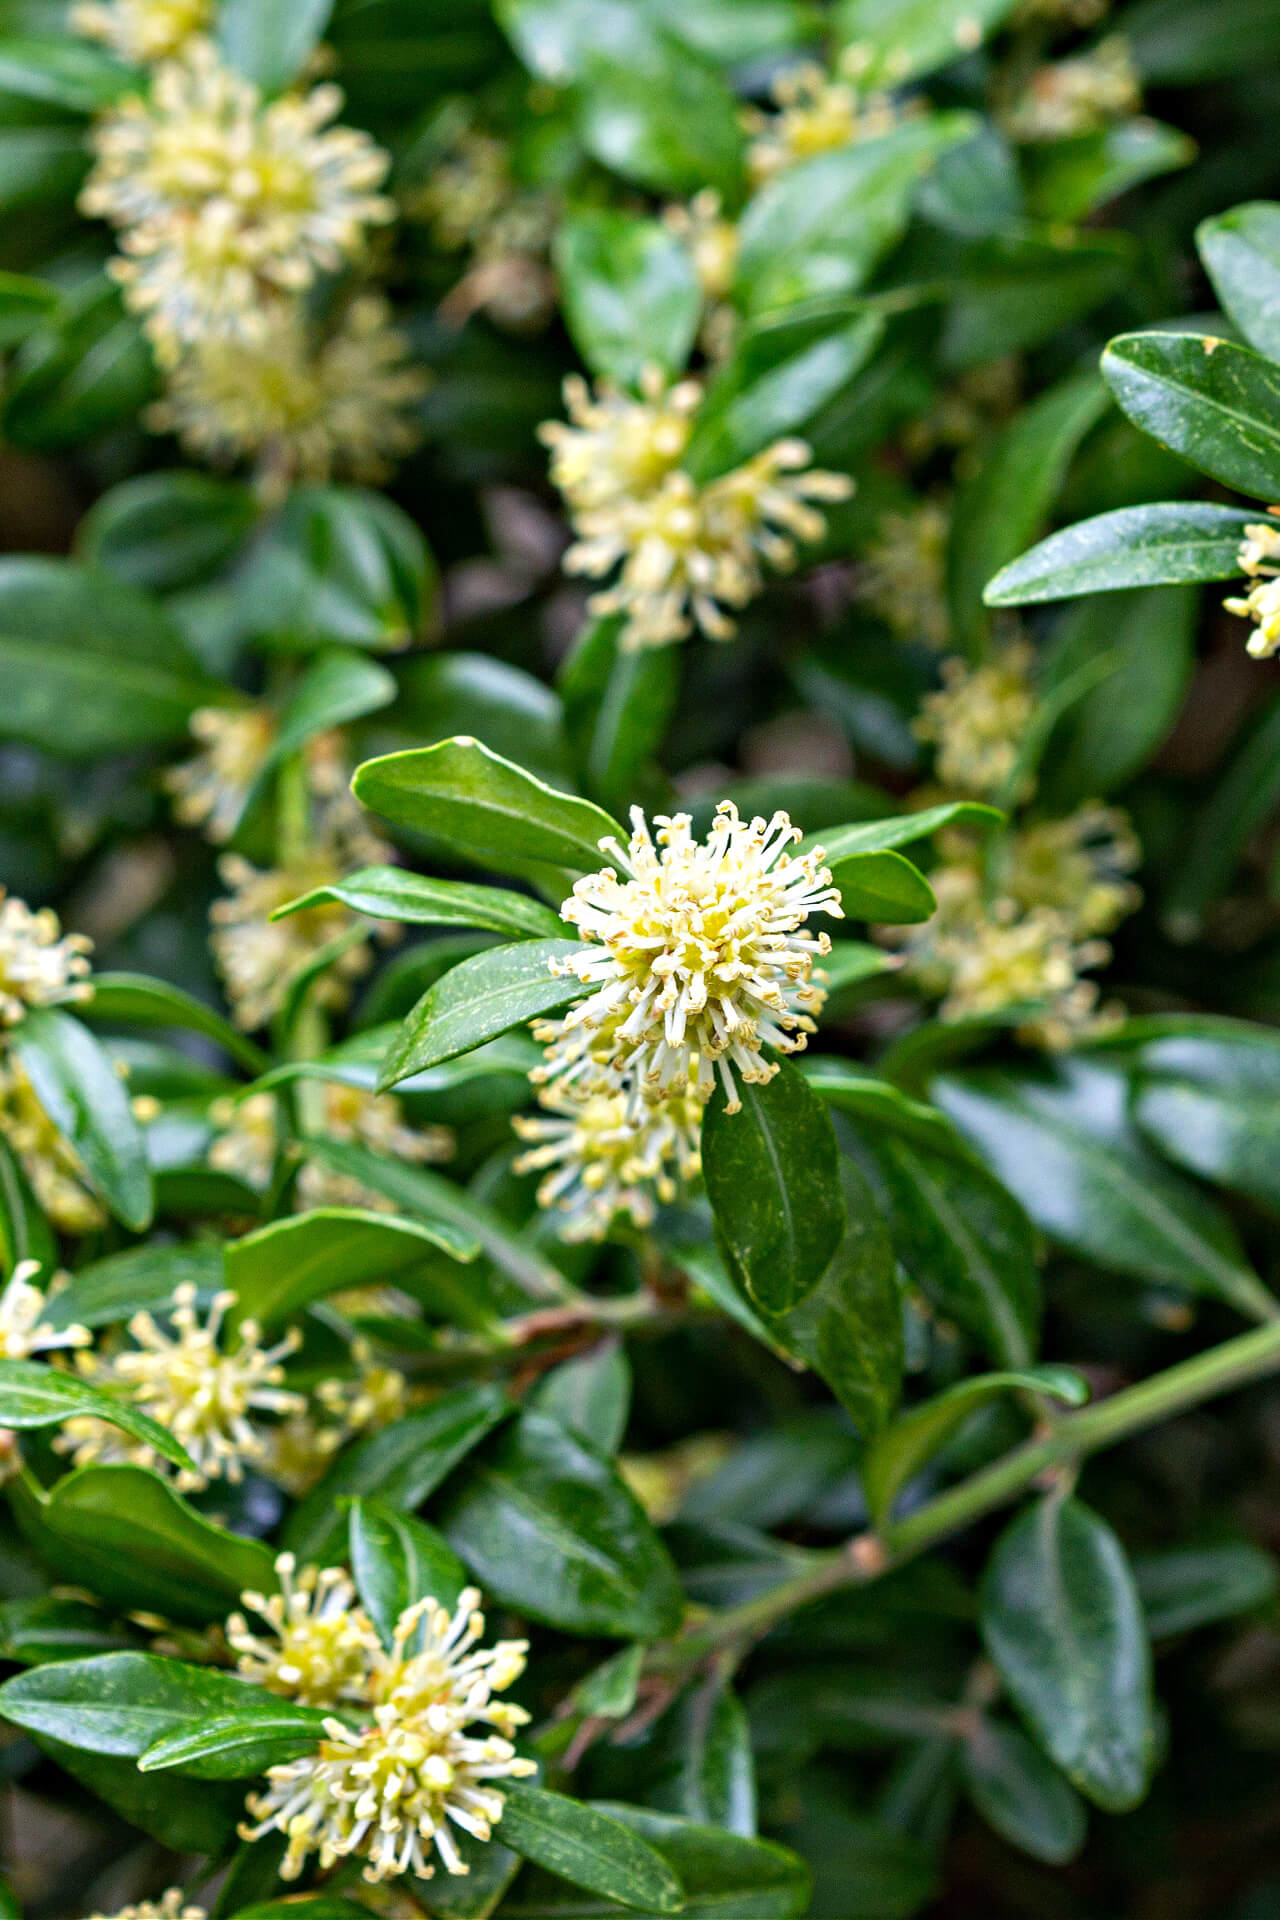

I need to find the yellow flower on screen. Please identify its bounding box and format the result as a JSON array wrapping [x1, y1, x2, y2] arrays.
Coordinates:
[[0, 1259, 90, 1359], [0, 1056, 105, 1235], [61, 1283, 304, 1491], [295, 1080, 453, 1212], [88, 1895, 205, 1920], [935, 902, 1119, 1048], [241, 1587, 536, 1883], [228, 1551, 380, 1707], [1225, 515, 1280, 658], [858, 503, 951, 649], [81, 39, 393, 363], [539, 366, 701, 514], [0, 890, 93, 1026], [165, 705, 275, 843], [513, 1055, 703, 1241], [999, 803, 1141, 940], [210, 848, 391, 1032], [662, 189, 739, 303], [1005, 35, 1140, 141], [148, 295, 427, 495], [547, 802, 841, 1111], [914, 644, 1036, 798], [71, 0, 211, 62], [743, 62, 903, 183]]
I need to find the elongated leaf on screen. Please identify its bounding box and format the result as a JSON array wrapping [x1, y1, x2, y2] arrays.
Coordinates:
[[1025, 117, 1193, 224], [348, 1499, 469, 1646], [804, 802, 1001, 865], [702, 1061, 846, 1314], [39, 1242, 223, 1332], [576, 31, 745, 199], [0, 1595, 140, 1668], [233, 486, 434, 653], [961, 1720, 1087, 1865], [81, 971, 268, 1073], [0, 1133, 55, 1274], [1198, 201, 1280, 360], [273, 866, 563, 940], [439, 1410, 684, 1639], [218, 0, 333, 88], [139, 1704, 329, 1778], [1162, 690, 1280, 936], [1101, 331, 1280, 499], [1131, 1028, 1280, 1211], [593, 1806, 812, 1920], [529, 1341, 631, 1456], [981, 1496, 1157, 1811], [0, 37, 135, 111], [985, 501, 1253, 605], [1127, 0, 1280, 82], [499, 1783, 684, 1913], [353, 736, 622, 874], [224, 1207, 478, 1337], [14, 1007, 152, 1231], [269, 647, 396, 764], [378, 938, 589, 1087], [805, 1061, 977, 1161], [834, 0, 1018, 83], [559, 615, 679, 819], [0, 1358, 193, 1471], [77, 470, 257, 591], [1134, 1541, 1279, 1638], [284, 1384, 511, 1566], [863, 1367, 1088, 1528], [555, 208, 701, 385], [933, 1058, 1275, 1319], [626, 1677, 757, 1836], [828, 849, 935, 924]]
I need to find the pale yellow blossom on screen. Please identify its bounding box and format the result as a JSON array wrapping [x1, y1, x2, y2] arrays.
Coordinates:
[[743, 62, 903, 183], [0, 1260, 90, 1359], [165, 705, 275, 843], [1005, 36, 1140, 141], [858, 503, 951, 649], [1225, 514, 1280, 658], [0, 891, 93, 1027], [71, 0, 211, 62], [914, 644, 1036, 798], [228, 1551, 380, 1707], [88, 1894, 205, 1920], [0, 1056, 105, 1235]]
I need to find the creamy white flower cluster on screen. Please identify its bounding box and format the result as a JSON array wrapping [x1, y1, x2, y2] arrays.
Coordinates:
[[541, 367, 852, 651], [233, 1553, 536, 1883], [1225, 515, 1280, 658]]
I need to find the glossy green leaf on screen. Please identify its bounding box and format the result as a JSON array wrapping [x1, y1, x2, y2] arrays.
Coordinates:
[[284, 1383, 511, 1566], [985, 502, 1254, 605], [139, 1702, 330, 1779], [827, 849, 935, 925], [1131, 1028, 1280, 1212], [702, 1060, 846, 1314], [234, 487, 434, 653], [14, 1008, 152, 1231], [80, 971, 268, 1074], [864, 1367, 1088, 1528], [269, 647, 396, 765], [1101, 331, 1280, 500], [218, 0, 333, 88], [529, 1340, 631, 1456], [38, 1242, 222, 1332], [961, 1720, 1087, 1865], [948, 372, 1109, 651], [555, 208, 701, 384], [0, 556, 216, 755], [274, 866, 563, 940], [577, 33, 744, 198], [3, 276, 153, 452], [353, 735, 622, 875], [348, 1498, 469, 1646], [0, 1132, 55, 1274], [1198, 202, 1280, 361], [0, 1594, 139, 1668], [591, 1806, 812, 1920], [1134, 1541, 1279, 1637], [631, 1678, 757, 1837], [804, 801, 1001, 864], [736, 117, 974, 316], [558, 615, 680, 820], [377, 938, 587, 1088], [981, 1495, 1157, 1811], [934, 1058, 1274, 1319], [77, 471, 258, 593], [833, 0, 1018, 83], [1025, 118, 1193, 224], [224, 1206, 479, 1336], [0, 1358, 194, 1471], [499, 1783, 683, 1913], [439, 1409, 684, 1639]]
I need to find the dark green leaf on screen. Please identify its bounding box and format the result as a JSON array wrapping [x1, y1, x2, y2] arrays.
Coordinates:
[[224, 1206, 479, 1336], [3, 276, 153, 452], [0, 1132, 55, 1274], [1134, 1542, 1280, 1637], [529, 1341, 631, 1455], [395, 651, 571, 790], [1161, 690, 1280, 937], [268, 647, 396, 766], [1024, 119, 1193, 224], [0, 1358, 193, 1471], [827, 848, 935, 924], [81, 971, 268, 1074], [702, 1060, 846, 1313], [14, 1008, 152, 1231], [961, 1720, 1087, 1865], [218, 0, 333, 88], [592, 1805, 812, 1920], [1127, 0, 1280, 84], [77, 471, 258, 593], [635, 1678, 757, 1836], [139, 1703, 330, 1779], [0, 268, 59, 349], [0, 1594, 139, 1667], [558, 616, 680, 819], [555, 208, 701, 384], [985, 502, 1253, 605], [377, 938, 589, 1086], [273, 867, 563, 940], [981, 1495, 1157, 1811], [1131, 1028, 1280, 1212], [348, 1498, 470, 1645], [234, 487, 434, 653], [499, 1782, 684, 1913], [1198, 202, 1280, 362], [439, 1409, 684, 1639], [1101, 331, 1280, 500], [804, 801, 1002, 865], [36, 1734, 242, 1855], [38, 1242, 223, 1332]]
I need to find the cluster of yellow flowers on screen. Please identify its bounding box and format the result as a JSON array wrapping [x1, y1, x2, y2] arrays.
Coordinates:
[[89, 1895, 206, 1920], [742, 57, 908, 183], [208, 1077, 453, 1212], [541, 366, 852, 651], [408, 119, 558, 333], [858, 502, 953, 650], [1004, 35, 1140, 140], [232, 1553, 537, 1882], [885, 645, 1142, 1046], [74, 12, 423, 492], [515, 802, 842, 1238], [1225, 515, 1280, 658]]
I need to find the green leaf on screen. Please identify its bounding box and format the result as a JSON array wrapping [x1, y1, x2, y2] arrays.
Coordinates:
[[1101, 331, 1280, 500], [1198, 202, 1280, 362], [0, 268, 59, 350], [984, 502, 1255, 605], [981, 1495, 1157, 1812], [0, 1132, 55, 1275], [529, 1340, 631, 1455], [273, 867, 563, 941], [228, 1905, 372, 1920], [377, 939, 589, 1087], [499, 1783, 684, 1914], [439, 1409, 684, 1639], [735, 117, 974, 317], [577, 33, 744, 199], [348, 1498, 470, 1646], [0, 556, 216, 755], [139, 1702, 330, 1779], [1133, 1542, 1280, 1638], [590, 1806, 812, 1920], [283, 1384, 511, 1566], [35, 1735, 242, 1856], [1127, 0, 1280, 84], [81, 971, 268, 1075], [702, 1060, 846, 1314], [0, 1358, 194, 1471], [14, 1008, 152, 1231], [0, 36, 134, 109], [555, 208, 701, 385], [806, 800, 1001, 863], [20, 1465, 276, 1624], [1025, 119, 1193, 224], [224, 1206, 479, 1337], [77, 471, 258, 593], [218, 0, 333, 88], [933, 1058, 1275, 1320], [863, 1367, 1088, 1528], [3, 276, 154, 452], [827, 848, 935, 924], [353, 735, 622, 875], [961, 1720, 1087, 1865], [629, 1678, 757, 1836], [1130, 1027, 1280, 1212], [269, 646, 396, 764], [234, 487, 434, 653], [948, 372, 1109, 652], [804, 1059, 980, 1161], [558, 615, 680, 819], [38, 1242, 223, 1332], [0, 1594, 139, 1668], [1161, 690, 1280, 937], [833, 0, 1018, 83]]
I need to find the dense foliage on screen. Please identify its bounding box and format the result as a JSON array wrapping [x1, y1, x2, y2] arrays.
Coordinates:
[[3, 0, 1280, 1916]]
